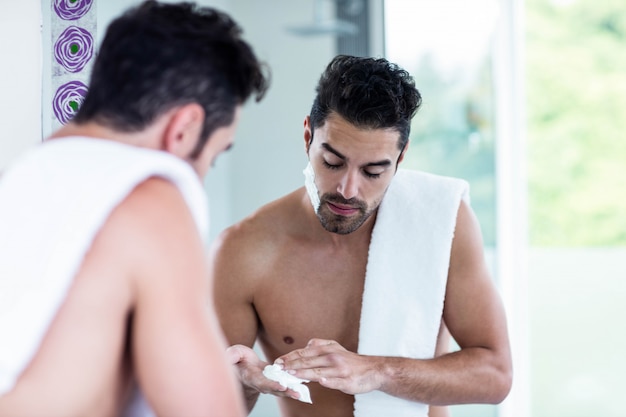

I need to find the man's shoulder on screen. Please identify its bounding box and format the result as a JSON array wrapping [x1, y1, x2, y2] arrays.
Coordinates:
[[396, 168, 468, 186], [393, 169, 470, 198], [77, 177, 207, 304], [115, 177, 190, 222], [226, 187, 303, 234], [212, 188, 305, 262], [103, 177, 203, 260]]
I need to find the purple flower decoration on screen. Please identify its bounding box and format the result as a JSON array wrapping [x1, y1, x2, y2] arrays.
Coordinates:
[[53, 80, 88, 124], [54, 26, 94, 73], [53, 0, 94, 21]]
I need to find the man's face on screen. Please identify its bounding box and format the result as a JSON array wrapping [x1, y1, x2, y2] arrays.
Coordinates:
[[190, 106, 242, 178], [306, 112, 405, 235]]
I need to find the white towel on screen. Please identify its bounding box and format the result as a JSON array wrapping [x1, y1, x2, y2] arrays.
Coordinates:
[[354, 169, 469, 417], [0, 137, 208, 417]]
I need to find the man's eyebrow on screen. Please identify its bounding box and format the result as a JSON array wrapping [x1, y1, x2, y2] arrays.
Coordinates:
[[321, 142, 392, 168], [366, 159, 392, 168], [322, 143, 345, 160]]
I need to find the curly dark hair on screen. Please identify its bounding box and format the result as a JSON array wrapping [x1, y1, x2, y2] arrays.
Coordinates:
[[73, 0, 269, 157], [309, 55, 421, 150]]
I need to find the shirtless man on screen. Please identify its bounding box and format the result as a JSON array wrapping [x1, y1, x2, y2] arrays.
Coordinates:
[[211, 55, 512, 416], [0, 2, 268, 416]]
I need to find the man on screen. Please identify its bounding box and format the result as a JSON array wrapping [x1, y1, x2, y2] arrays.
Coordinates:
[[0, 2, 268, 416], [211, 55, 512, 417]]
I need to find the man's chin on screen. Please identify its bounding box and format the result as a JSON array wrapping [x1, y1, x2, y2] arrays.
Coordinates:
[[318, 215, 365, 235]]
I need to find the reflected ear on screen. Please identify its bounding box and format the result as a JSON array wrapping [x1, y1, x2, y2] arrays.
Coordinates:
[[163, 103, 205, 158], [304, 115, 312, 154], [397, 141, 409, 164]]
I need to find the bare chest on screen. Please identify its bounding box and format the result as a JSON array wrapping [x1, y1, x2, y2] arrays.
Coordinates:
[[254, 244, 368, 360]]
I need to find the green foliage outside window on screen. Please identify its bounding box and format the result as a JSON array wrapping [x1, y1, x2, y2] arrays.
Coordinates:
[[405, 55, 497, 247], [526, 0, 626, 246]]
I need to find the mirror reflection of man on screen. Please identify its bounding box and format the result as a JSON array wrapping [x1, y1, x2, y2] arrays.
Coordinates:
[[213, 55, 512, 417]]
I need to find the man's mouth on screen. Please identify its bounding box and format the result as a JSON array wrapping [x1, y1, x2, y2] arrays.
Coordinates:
[[327, 201, 359, 216]]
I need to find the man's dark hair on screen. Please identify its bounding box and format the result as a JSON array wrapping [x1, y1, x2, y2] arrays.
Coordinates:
[[73, 0, 269, 157], [309, 55, 421, 150]]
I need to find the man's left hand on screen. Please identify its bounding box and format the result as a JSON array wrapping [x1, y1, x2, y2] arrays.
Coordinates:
[[275, 338, 383, 395]]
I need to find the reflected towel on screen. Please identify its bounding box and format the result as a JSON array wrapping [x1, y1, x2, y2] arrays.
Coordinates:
[[354, 169, 469, 417]]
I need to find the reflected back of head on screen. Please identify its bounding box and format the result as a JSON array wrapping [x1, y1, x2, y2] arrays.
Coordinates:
[[73, 0, 269, 157]]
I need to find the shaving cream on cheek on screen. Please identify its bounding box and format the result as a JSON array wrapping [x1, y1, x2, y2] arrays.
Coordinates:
[[303, 162, 321, 212]]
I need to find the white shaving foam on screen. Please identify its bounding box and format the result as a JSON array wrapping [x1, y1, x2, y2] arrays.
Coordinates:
[[263, 364, 312, 404], [303, 162, 321, 213]]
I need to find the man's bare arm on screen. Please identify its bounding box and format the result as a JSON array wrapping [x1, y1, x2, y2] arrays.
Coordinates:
[[429, 322, 451, 417], [117, 178, 246, 416], [277, 201, 512, 405], [210, 226, 298, 411]]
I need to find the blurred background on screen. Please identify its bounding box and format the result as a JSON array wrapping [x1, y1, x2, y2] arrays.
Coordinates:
[[1, 0, 624, 416]]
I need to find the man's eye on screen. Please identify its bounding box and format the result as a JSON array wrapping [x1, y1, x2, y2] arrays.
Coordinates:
[[322, 160, 342, 170], [364, 171, 382, 179]]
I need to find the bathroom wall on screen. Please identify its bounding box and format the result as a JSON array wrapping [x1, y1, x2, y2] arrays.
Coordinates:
[[0, 0, 42, 171], [225, 0, 335, 224], [0, 0, 335, 242]]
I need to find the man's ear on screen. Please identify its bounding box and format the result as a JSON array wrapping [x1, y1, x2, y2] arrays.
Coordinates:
[[397, 141, 409, 164], [162, 103, 205, 158], [304, 115, 312, 154]]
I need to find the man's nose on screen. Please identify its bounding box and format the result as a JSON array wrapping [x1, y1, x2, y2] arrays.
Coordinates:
[[337, 170, 359, 200]]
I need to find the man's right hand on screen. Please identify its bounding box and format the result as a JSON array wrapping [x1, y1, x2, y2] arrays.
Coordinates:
[[226, 344, 304, 404]]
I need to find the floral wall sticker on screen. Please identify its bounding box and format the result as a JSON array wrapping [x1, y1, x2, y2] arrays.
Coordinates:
[[51, 0, 96, 128]]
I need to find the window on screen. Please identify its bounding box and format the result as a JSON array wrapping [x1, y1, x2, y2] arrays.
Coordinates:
[[525, 0, 626, 415], [386, 0, 626, 416], [384, 1, 527, 416]]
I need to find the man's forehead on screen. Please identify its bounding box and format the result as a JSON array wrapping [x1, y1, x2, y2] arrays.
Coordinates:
[[320, 114, 400, 140], [316, 124, 401, 155]]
